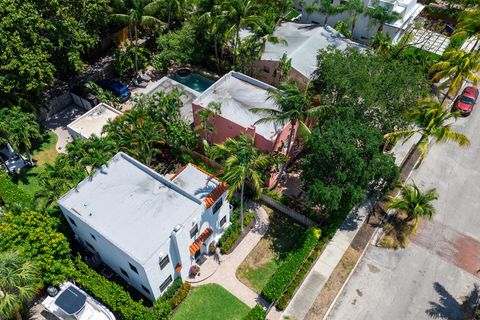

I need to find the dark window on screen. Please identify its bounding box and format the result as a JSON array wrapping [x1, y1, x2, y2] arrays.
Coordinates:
[[263, 66, 270, 73], [160, 275, 173, 292], [129, 263, 138, 274], [68, 216, 77, 227], [212, 198, 223, 214], [85, 241, 95, 252], [141, 285, 150, 294], [120, 268, 129, 278], [220, 216, 227, 227], [90, 233, 96, 240], [190, 224, 198, 238], [159, 255, 170, 270]]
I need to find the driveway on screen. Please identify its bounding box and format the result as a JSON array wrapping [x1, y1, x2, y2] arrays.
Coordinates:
[[327, 89, 480, 320], [43, 105, 84, 153]]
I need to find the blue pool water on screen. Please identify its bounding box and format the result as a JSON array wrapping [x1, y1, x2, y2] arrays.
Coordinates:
[[172, 73, 215, 93]]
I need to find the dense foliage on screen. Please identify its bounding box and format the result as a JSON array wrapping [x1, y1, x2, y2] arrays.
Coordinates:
[[0, 210, 74, 285], [218, 208, 255, 254], [159, 278, 183, 301], [261, 228, 320, 303], [301, 109, 399, 221], [74, 257, 172, 320], [0, 173, 31, 209], [242, 305, 267, 320], [311, 48, 430, 133]]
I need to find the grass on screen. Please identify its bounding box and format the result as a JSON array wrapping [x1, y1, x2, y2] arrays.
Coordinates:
[[11, 131, 58, 198], [236, 208, 305, 293], [173, 284, 250, 320]]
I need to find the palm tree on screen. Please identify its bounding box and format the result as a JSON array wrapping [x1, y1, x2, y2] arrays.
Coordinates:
[[166, 0, 186, 28], [345, 0, 364, 37], [319, 0, 346, 26], [250, 82, 327, 187], [200, 6, 229, 71], [451, 9, 480, 50], [195, 102, 222, 144], [387, 182, 438, 223], [0, 107, 41, 164], [429, 49, 480, 99], [366, 4, 401, 34], [0, 251, 39, 320], [210, 134, 270, 231], [273, 53, 292, 83], [85, 82, 121, 109], [384, 96, 470, 164], [111, 0, 164, 76]]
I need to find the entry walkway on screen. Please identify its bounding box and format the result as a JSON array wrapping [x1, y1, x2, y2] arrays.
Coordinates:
[[190, 203, 270, 308]]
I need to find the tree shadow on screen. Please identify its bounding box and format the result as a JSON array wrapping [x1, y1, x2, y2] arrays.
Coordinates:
[[426, 282, 479, 319]]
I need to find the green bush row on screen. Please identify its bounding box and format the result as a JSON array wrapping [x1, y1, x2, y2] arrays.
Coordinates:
[[159, 278, 182, 301], [0, 172, 31, 208], [242, 305, 267, 320], [170, 282, 191, 308], [73, 257, 172, 320], [218, 209, 255, 254], [261, 228, 321, 303]]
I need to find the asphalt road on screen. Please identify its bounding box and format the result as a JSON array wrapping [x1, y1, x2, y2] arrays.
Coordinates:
[[327, 89, 480, 320]]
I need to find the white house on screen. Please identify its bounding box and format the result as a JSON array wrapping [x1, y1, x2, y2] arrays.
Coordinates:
[[254, 22, 364, 85], [58, 152, 231, 301], [67, 103, 123, 139], [296, 0, 423, 43]]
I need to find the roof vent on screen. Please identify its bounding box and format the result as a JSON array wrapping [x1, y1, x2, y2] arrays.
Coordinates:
[[173, 224, 182, 232]]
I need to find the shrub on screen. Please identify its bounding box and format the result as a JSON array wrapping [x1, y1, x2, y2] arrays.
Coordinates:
[[74, 257, 172, 320], [170, 282, 191, 308], [218, 209, 255, 254], [0, 172, 31, 209], [242, 305, 267, 320], [261, 228, 320, 304], [159, 278, 182, 301]]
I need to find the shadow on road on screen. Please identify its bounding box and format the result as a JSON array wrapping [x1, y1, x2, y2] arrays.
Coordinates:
[[426, 282, 479, 319]]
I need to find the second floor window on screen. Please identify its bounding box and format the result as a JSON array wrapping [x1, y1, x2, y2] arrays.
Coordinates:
[[190, 224, 198, 238], [212, 198, 223, 215], [159, 255, 170, 270]]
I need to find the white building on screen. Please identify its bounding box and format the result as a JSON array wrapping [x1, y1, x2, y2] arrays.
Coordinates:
[[67, 103, 123, 139], [58, 152, 231, 301], [296, 0, 423, 43]]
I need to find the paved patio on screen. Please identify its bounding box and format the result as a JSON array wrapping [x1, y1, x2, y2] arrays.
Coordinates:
[[189, 203, 270, 308], [43, 105, 84, 153]]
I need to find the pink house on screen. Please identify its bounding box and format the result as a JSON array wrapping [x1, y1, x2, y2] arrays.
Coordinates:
[[192, 72, 297, 186]]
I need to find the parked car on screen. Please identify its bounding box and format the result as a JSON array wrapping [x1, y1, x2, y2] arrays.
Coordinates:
[[42, 282, 116, 320], [98, 79, 131, 102], [453, 86, 479, 116]]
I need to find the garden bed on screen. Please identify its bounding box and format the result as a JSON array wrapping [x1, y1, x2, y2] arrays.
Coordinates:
[[218, 208, 256, 254]]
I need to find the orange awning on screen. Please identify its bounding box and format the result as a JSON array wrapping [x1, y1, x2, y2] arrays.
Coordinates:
[[189, 227, 213, 256]]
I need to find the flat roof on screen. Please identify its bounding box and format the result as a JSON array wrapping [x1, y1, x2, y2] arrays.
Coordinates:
[[67, 103, 122, 139], [172, 164, 220, 201], [193, 72, 282, 140], [58, 152, 203, 264], [261, 23, 364, 78]]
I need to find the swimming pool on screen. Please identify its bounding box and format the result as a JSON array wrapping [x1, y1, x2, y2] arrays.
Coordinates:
[[171, 70, 215, 93]]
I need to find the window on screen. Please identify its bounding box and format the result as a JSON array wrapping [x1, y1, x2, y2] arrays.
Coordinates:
[[160, 275, 173, 292], [263, 66, 270, 73], [159, 255, 170, 270], [220, 216, 227, 227], [212, 198, 223, 215], [85, 241, 95, 252], [90, 233, 96, 240], [68, 216, 77, 227], [190, 224, 198, 239], [129, 263, 138, 274], [141, 285, 150, 295], [120, 268, 129, 278]]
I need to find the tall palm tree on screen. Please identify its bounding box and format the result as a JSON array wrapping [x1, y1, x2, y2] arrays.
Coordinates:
[[384, 96, 470, 164], [319, 0, 345, 26], [451, 9, 480, 50], [210, 134, 270, 231], [387, 182, 438, 222], [0, 107, 41, 164], [273, 53, 292, 83], [111, 0, 164, 76], [166, 0, 186, 28], [200, 6, 229, 71], [345, 0, 364, 37], [429, 49, 480, 99], [0, 251, 39, 320], [250, 82, 327, 187], [195, 102, 222, 144], [366, 4, 401, 34]]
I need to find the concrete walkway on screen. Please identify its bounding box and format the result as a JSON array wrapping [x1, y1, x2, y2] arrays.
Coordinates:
[[270, 202, 373, 320], [191, 203, 270, 308]]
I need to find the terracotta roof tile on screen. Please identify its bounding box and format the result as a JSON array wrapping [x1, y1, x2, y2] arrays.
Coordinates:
[[189, 227, 213, 256], [204, 182, 229, 208]]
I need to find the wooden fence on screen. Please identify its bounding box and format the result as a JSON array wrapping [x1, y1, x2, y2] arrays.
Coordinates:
[[260, 194, 316, 227]]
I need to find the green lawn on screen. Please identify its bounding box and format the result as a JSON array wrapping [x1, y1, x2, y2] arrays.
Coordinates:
[[236, 209, 305, 293], [10, 131, 58, 198], [173, 284, 250, 320]]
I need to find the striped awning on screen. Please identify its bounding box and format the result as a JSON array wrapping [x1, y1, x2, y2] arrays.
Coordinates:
[[189, 227, 213, 256]]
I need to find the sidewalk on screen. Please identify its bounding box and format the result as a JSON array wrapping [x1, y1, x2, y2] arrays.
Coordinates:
[[269, 202, 373, 320], [191, 203, 270, 308]]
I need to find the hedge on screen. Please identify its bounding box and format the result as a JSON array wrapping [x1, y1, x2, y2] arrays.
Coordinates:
[[242, 305, 267, 320], [0, 172, 31, 208], [218, 209, 255, 254], [261, 227, 321, 304], [159, 278, 183, 301], [74, 257, 172, 320], [170, 282, 191, 308]]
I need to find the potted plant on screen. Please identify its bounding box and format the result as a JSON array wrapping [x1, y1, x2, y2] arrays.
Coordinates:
[[189, 265, 200, 277], [208, 242, 216, 255]]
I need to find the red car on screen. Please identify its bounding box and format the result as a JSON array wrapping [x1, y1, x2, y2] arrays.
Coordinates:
[[454, 86, 479, 116]]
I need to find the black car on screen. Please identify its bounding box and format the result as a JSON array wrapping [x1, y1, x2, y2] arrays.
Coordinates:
[[98, 79, 131, 102]]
